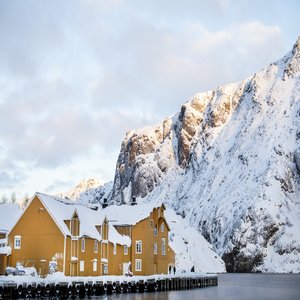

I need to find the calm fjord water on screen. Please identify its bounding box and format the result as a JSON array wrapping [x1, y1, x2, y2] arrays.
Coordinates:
[[90, 273, 300, 300]]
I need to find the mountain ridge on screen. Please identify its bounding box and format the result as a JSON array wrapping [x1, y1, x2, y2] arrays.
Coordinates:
[[62, 37, 300, 272]]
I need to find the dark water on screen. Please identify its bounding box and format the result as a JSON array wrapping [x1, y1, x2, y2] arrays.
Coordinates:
[[90, 273, 300, 300]]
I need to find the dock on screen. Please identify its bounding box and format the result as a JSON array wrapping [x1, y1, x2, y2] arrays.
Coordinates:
[[0, 273, 218, 298]]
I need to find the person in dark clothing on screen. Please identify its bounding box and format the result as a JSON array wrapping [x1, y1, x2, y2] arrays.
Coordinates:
[[173, 266, 176, 275], [191, 265, 195, 272], [169, 265, 172, 275]]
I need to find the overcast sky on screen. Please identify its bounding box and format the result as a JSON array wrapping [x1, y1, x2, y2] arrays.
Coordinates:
[[0, 0, 299, 200]]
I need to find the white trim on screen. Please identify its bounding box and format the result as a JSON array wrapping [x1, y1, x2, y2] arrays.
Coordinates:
[[79, 260, 84, 272], [154, 225, 158, 236], [63, 235, 66, 274], [93, 259, 97, 272], [94, 240, 98, 253], [135, 259, 142, 271], [14, 236, 21, 249], [6, 194, 36, 237], [124, 245, 128, 255], [135, 240, 142, 254], [162, 238, 166, 256], [81, 238, 85, 252], [161, 222, 165, 233], [7, 193, 68, 238]]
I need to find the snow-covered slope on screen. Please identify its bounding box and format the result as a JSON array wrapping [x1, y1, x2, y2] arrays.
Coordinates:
[[110, 37, 300, 272], [165, 208, 225, 273], [58, 178, 113, 204]]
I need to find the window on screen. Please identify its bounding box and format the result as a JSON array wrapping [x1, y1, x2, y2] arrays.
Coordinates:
[[113, 244, 117, 255], [94, 240, 98, 253], [14, 236, 21, 249], [154, 225, 158, 236], [135, 240, 142, 254], [71, 216, 79, 236], [135, 259, 142, 271], [93, 260, 97, 272], [81, 238, 85, 252], [161, 222, 165, 233], [150, 219, 154, 230], [80, 261, 84, 272], [103, 264, 108, 275], [154, 242, 157, 254], [162, 238, 166, 256], [124, 245, 128, 255]]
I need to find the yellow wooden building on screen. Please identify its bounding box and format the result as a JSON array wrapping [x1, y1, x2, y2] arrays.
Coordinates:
[[0, 203, 21, 275], [7, 193, 175, 276]]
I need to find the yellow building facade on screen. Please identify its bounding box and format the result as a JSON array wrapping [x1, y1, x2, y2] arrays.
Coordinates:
[[7, 193, 174, 276]]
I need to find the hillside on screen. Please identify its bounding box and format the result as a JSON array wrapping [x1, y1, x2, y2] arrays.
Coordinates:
[[59, 179, 113, 204], [109, 37, 300, 272]]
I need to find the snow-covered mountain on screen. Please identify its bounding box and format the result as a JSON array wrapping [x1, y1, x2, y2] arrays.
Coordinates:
[[58, 179, 113, 204], [109, 37, 300, 272], [165, 208, 225, 273]]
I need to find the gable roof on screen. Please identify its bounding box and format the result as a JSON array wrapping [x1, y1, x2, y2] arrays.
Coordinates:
[[36, 192, 101, 240], [0, 203, 21, 234], [100, 203, 165, 226]]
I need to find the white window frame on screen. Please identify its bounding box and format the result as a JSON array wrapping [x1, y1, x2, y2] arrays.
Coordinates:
[[103, 264, 108, 275], [162, 238, 166, 256], [124, 245, 128, 255], [14, 236, 21, 249], [154, 242, 157, 254], [154, 225, 158, 236], [93, 260, 97, 272], [94, 240, 98, 253], [113, 244, 117, 255], [135, 259, 142, 272], [81, 238, 85, 252], [161, 222, 165, 233], [135, 240, 142, 254], [80, 260, 84, 272]]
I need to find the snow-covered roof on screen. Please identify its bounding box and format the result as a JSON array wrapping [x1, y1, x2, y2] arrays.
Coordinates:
[[100, 203, 164, 226], [30, 193, 132, 246], [108, 223, 131, 246], [36, 192, 101, 240], [0, 245, 11, 255], [0, 203, 22, 234]]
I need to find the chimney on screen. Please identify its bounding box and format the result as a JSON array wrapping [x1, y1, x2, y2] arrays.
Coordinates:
[[131, 197, 137, 206], [102, 198, 108, 209]]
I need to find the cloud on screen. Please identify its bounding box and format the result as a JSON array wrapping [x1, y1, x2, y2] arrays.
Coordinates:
[[0, 0, 298, 198], [0, 170, 25, 190]]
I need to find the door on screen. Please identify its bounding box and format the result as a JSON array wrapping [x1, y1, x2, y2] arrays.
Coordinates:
[[123, 262, 130, 275], [40, 261, 47, 277], [71, 262, 78, 276]]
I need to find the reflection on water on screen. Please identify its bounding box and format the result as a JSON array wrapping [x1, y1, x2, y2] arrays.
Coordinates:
[[89, 273, 300, 300]]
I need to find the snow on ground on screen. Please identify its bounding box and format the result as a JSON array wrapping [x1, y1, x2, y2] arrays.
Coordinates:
[[165, 208, 226, 273], [0, 271, 215, 286]]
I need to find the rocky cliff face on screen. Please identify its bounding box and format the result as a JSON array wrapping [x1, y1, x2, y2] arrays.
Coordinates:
[[110, 38, 300, 272]]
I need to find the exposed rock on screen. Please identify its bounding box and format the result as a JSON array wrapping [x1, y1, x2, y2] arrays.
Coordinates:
[[108, 38, 300, 272]]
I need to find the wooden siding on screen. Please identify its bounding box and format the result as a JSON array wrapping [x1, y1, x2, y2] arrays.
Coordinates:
[[8, 196, 65, 276]]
